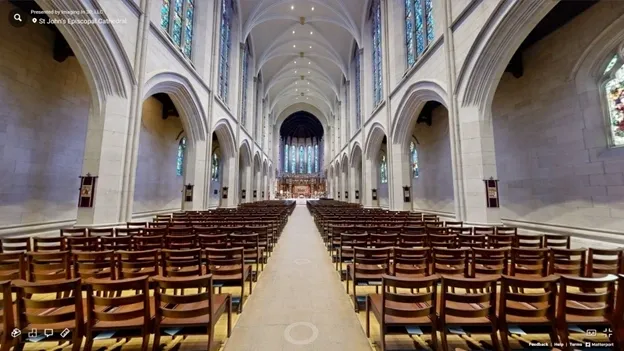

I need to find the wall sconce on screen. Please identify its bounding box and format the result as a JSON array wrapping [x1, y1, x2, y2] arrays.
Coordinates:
[[403, 186, 411, 203], [253, 190, 257, 198], [213, 189, 218, 195], [184, 184, 194, 202], [344, 191, 348, 199], [484, 177, 500, 208], [78, 173, 98, 207], [355, 190, 359, 199], [222, 187, 229, 199], [241, 189, 246, 199], [372, 189, 377, 200], [262, 191, 265, 198], [338, 191, 341, 199]]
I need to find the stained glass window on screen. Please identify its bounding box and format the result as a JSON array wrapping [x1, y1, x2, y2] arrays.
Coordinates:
[[218, 0, 233, 102], [211, 153, 219, 181], [160, 0, 193, 58], [406, 0, 433, 67], [241, 41, 250, 126], [299, 146, 305, 174], [354, 49, 362, 129], [372, 0, 383, 106], [314, 144, 319, 173], [176, 137, 186, 176], [284, 144, 289, 172], [291, 145, 296, 173], [380, 154, 388, 184], [605, 57, 624, 146], [410, 141, 419, 178], [307, 146, 313, 173]]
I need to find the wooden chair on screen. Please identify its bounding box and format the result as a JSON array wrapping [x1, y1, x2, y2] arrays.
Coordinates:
[[205, 247, 253, 313], [498, 275, 560, 350], [471, 247, 509, 278], [556, 275, 618, 350], [509, 247, 549, 277], [398, 232, 427, 248], [544, 234, 571, 249], [0, 237, 31, 253], [457, 234, 486, 249], [84, 276, 151, 351], [88, 227, 114, 238], [152, 274, 232, 351], [165, 234, 197, 250], [116, 250, 160, 280], [0, 281, 14, 351], [474, 227, 495, 237], [134, 235, 164, 251], [0, 252, 25, 281], [116, 227, 141, 237], [448, 227, 473, 236], [429, 234, 458, 249], [60, 227, 87, 237], [26, 251, 71, 282], [369, 234, 398, 248], [495, 226, 517, 236], [488, 234, 515, 249], [587, 248, 624, 277], [143, 227, 168, 237], [73, 250, 116, 280], [391, 247, 430, 279], [432, 248, 469, 277], [366, 274, 440, 351], [66, 236, 101, 252], [101, 236, 133, 251], [337, 233, 368, 275], [347, 247, 391, 312], [32, 236, 64, 252], [549, 248, 586, 276], [13, 278, 84, 351], [229, 233, 263, 280], [440, 275, 501, 351], [160, 248, 203, 277], [444, 221, 463, 228], [127, 221, 148, 229], [514, 233, 544, 248], [198, 234, 229, 249]]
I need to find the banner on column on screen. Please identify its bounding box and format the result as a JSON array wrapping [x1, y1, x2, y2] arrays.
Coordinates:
[[78, 173, 98, 207]]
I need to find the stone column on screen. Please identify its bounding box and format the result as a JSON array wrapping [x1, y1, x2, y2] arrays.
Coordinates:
[[389, 142, 412, 211], [183, 139, 207, 210]]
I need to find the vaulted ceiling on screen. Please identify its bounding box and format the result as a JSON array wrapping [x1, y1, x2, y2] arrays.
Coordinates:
[[240, 0, 364, 122]]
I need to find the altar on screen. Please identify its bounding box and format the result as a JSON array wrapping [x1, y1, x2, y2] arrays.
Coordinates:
[[277, 173, 326, 199]]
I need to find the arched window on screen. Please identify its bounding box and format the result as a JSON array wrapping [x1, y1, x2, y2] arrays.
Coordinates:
[[380, 153, 388, 184], [284, 144, 289, 173], [176, 137, 186, 176], [241, 41, 250, 127], [405, 0, 434, 66], [218, 0, 233, 102], [299, 146, 305, 174], [604, 54, 624, 147], [211, 153, 220, 181], [354, 48, 362, 129], [290, 145, 296, 173], [307, 146, 313, 173], [160, 0, 194, 58], [410, 140, 419, 178], [371, 0, 383, 106], [314, 144, 319, 173]]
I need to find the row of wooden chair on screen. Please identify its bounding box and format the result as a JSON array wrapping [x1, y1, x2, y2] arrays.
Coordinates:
[[0, 274, 231, 351], [366, 273, 624, 351]]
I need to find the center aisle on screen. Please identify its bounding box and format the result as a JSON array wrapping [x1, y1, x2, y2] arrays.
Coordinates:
[[222, 205, 372, 351]]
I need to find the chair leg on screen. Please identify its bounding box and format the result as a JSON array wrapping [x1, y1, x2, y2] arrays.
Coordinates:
[[558, 326, 570, 351], [491, 327, 501, 351], [152, 328, 161, 351], [380, 324, 386, 351], [227, 298, 232, 337], [0, 337, 13, 351], [365, 297, 370, 338], [430, 321, 439, 351], [353, 280, 359, 312], [141, 330, 150, 351], [440, 325, 449, 351], [71, 335, 82, 351], [239, 281, 245, 313], [500, 327, 510, 351], [83, 331, 94, 351]]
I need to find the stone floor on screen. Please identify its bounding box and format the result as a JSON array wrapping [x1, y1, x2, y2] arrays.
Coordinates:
[[222, 205, 372, 351]]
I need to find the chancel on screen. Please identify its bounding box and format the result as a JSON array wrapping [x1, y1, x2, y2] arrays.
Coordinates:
[[1, 0, 624, 350]]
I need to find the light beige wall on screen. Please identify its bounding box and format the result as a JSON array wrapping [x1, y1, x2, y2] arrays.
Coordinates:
[[0, 1, 90, 227], [411, 107, 454, 214], [492, 1, 624, 233], [133, 97, 184, 214]]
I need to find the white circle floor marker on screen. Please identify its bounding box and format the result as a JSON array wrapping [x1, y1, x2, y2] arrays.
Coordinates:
[[294, 259, 311, 265], [284, 322, 319, 345]]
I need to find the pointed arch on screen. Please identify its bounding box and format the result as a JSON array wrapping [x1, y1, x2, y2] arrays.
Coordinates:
[[213, 118, 237, 159], [364, 122, 387, 161], [350, 142, 363, 168], [239, 139, 253, 167]]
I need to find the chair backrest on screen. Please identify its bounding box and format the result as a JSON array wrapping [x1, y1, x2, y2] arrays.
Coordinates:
[[544, 234, 571, 249], [127, 221, 148, 229], [14, 278, 83, 332], [369, 234, 398, 248], [133, 235, 164, 251], [26, 251, 71, 282], [426, 226, 448, 235], [471, 247, 510, 277], [457, 234, 486, 249], [165, 233, 197, 250], [60, 227, 87, 237], [116, 250, 160, 279], [392, 247, 429, 276], [0, 237, 31, 253], [33, 236, 65, 252], [549, 248, 586, 276], [0, 252, 25, 281], [495, 226, 517, 235], [73, 250, 116, 280], [88, 227, 115, 238], [152, 274, 216, 329], [398, 232, 427, 248], [101, 236, 134, 251], [402, 225, 425, 235], [510, 247, 550, 277], [557, 275, 617, 325], [440, 276, 498, 324], [587, 248, 624, 277], [514, 234, 544, 248], [66, 236, 101, 252], [116, 227, 141, 237], [205, 247, 244, 276], [84, 276, 150, 332], [448, 227, 472, 235], [143, 227, 168, 237], [381, 274, 439, 325], [444, 221, 463, 228], [429, 233, 457, 249], [198, 234, 229, 249], [432, 248, 469, 276], [473, 226, 495, 236], [353, 247, 391, 273], [339, 233, 368, 249], [499, 275, 559, 325], [488, 234, 515, 249], [161, 248, 203, 277]]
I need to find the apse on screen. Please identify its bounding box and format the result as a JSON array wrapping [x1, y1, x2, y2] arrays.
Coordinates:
[[279, 111, 324, 175]]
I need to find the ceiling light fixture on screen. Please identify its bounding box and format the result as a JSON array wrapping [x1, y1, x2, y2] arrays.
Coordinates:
[[295, 82, 297, 84], [308, 71, 310, 73], [310, 31, 313, 35], [308, 61, 311, 64], [294, 61, 297, 64], [291, 5, 294, 10], [309, 45, 312, 49], [293, 44, 296, 48], [296, 89, 298, 91], [294, 70, 297, 73], [292, 30, 295, 34], [311, 6, 315, 11]]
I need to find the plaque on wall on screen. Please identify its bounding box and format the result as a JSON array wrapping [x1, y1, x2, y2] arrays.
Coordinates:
[[484, 178, 499, 208], [345, 191, 348, 199], [222, 187, 228, 199], [242, 189, 246, 199], [355, 190, 359, 199], [372, 189, 377, 201], [184, 184, 194, 202], [78, 173, 98, 207], [253, 190, 257, 198]]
